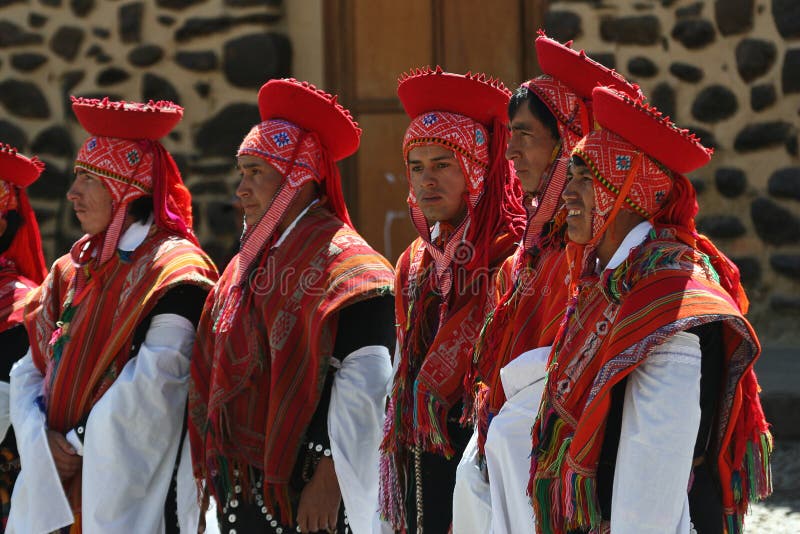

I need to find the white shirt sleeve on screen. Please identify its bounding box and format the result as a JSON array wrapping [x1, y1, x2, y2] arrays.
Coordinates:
[[328, 345, 393, 534], [485, 346, 550, 534], [453, 429, 492, 534], [610, 331, 701, 534], [79, 313, 198, 533], [7, 350, 74, 534], [0, 380, 11, 443]]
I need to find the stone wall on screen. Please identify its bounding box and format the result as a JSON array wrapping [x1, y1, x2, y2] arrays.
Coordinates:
[[543, 0, 800, 343], [0, 0, 296, 268]]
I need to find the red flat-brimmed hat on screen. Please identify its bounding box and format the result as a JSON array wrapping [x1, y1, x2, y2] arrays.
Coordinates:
[[257, 78, 361, 162], [536, 31, 641, 100], [397, 66, 511, 127], [592, 86, 713, 174], [0, 143, 45, 188], [71, 96, 183, 140]]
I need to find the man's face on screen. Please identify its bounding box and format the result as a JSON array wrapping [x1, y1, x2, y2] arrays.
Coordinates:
[[563, 160, 596, 244], [235, 154, 284, 227], [407, 144, 468, 227], [506, 103, 559, 200], [67, 170, 114, 235]]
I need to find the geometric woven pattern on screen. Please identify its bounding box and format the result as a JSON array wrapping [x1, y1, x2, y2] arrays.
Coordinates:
[[238, 118, 323, 189], [75, 135, 153, 206]]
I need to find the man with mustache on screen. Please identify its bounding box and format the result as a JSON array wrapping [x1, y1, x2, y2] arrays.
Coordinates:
[[0, 144, 47, 529], [8, 98, 218, 533], [380, 68, 526, 533], [189, 78, 395, 534], [453, 34, 641, 534], [529, 86, 772, 533]]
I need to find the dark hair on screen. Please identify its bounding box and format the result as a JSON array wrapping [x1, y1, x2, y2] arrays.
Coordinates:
[[508, 85, 560, 141], [127, 195, 153, 223], [0, 210, 21, 255]]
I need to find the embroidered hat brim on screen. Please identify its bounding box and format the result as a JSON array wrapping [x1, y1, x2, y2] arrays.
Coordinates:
[[397, 66, 511, 127], [535, 32, 641, 100], [0, 144, 45, 188], [71, 97, 183, 140], [592, 86, 713, 174], [257, 78, 361, 162]]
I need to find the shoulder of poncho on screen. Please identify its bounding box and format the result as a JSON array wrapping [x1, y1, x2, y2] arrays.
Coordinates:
[[607, 235, 719, 301]]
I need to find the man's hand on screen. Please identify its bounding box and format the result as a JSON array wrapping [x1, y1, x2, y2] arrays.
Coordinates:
[[46, 430, 81, 481], [296, 456, 341, 533]]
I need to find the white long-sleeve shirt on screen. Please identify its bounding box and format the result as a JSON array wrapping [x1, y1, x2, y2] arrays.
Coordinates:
[[602, 222, 702, 534], [7, 218, 204, 534]]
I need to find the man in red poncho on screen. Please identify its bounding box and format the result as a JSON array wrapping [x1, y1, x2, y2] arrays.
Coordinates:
[[9, 98, 218, 534], [379, 68, 526, 533], [529, 86, 772, 534], [189, 79, 396, 534], [453, 34, 642, 534]]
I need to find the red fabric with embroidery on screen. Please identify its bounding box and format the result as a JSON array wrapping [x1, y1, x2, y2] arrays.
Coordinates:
[[0, 144, 47, 286]]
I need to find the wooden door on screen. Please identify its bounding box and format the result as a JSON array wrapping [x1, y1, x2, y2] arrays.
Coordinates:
[[325, 0, 547, 261]]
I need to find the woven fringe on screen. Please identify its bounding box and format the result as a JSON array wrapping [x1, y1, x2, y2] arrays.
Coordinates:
[[412, 382, 455, 458], [727, 430, 773, 533], [378, 400, 407, 531], [562, 465, 600, 533]]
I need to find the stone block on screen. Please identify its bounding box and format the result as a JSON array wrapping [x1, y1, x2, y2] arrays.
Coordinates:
[[715, 0, 753, 35], [770, 255, 800, 280], [544, 10, 582, 43], [628, 56, 658, 78], [669, 62, 703, 83], [0, 80, 50, 119], [691, 84, 738, 123], [715, 167, 747, 198], [782, 49, 800, 94], [0, 21, 43, 47], [671, 19, 715, 49], [696, 215, 747, 238], [32, 126, 74, 157], [11, 53, 48, 72], [600, 15, 660, 45], [119, 2, 144, 43], [768, 167, 800, 201], [194, 103, 260, 157], [650, 82, 675, 120], [50, 26, 84, 61], [175, 50, 217, 71], [223, 32, 291, 89], [736, 38, 777, 83], [731, 256, 761, 286], [70, 0, 94, 17], [142, 73, 181, 105], [128, 44, 164, 67], [97, 67, 131, 86], [751, 197, 800, 245], [750, 84, 776, 111], [0, 120, 28, 151], [773, 0, 800, 39], [734, 122, 794, 153]]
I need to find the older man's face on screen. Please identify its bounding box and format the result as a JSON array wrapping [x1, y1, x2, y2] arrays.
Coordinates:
[[67, 170, 114, 236], [235, 154, 284, 228]]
